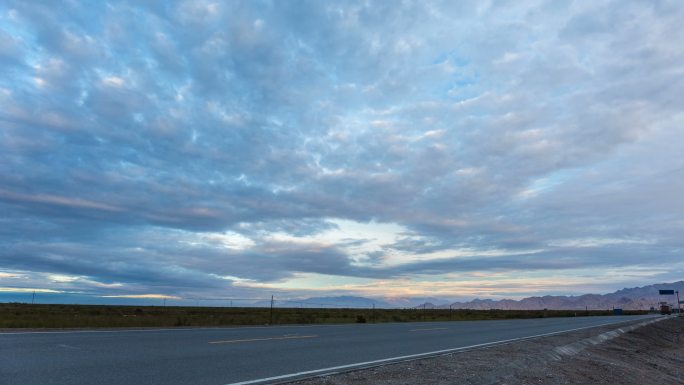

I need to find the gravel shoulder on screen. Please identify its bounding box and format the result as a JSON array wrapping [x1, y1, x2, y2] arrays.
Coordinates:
[[292, 316, 683, 385]]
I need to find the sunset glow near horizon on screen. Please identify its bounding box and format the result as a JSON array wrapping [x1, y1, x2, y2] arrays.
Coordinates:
[[1, 1, 683, 303]]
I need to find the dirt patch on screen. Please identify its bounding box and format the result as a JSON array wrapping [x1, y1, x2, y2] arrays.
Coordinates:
[[292, 317, 683, 385]]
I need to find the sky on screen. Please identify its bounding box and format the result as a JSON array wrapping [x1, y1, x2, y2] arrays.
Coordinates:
[[1, 0, 683, 304]]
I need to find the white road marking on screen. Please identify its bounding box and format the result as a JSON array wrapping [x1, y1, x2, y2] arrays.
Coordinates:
[[223, 317, 663, 385], [0, 322, 363, 335], [209, 335, 317, 344], [57, 344, 81, 350]]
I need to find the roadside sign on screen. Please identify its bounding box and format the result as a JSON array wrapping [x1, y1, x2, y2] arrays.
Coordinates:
[[659, 289, 675, 295]]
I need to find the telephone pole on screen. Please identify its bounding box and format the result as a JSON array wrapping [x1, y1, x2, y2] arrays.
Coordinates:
[[269, 295, 274, 325], [32, 290, 35, 305]]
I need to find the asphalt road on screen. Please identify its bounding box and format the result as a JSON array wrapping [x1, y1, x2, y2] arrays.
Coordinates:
[[0, 314, 657, 385]]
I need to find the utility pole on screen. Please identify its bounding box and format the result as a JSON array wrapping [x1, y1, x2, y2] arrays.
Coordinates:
[[269, 295, 274, 325], [372, 303, 375, 323], [677, 291, 681, 314], [449, 304, 453, 320], [32, 290, 35, 305]]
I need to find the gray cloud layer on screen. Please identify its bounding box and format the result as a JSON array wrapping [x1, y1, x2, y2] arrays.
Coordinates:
[[1, 0, 683, 298]]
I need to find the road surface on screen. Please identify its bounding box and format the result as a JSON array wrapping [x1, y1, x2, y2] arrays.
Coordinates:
[[0, 315, 657, 385]]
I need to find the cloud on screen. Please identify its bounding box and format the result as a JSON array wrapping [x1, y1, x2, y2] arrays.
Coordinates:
[[1, 0, 683, 300]]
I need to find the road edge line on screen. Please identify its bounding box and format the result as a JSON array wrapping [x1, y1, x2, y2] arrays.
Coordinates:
[[224, 316, 665, 385]]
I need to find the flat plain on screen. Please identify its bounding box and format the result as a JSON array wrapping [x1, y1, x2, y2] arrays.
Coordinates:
[[0, 303, 645, 328]]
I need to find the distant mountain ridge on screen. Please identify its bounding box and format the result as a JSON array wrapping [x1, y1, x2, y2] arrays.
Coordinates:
[[295, 281, 684, 310], [296, 296, 394, 308], [439, 281, 684, 310]]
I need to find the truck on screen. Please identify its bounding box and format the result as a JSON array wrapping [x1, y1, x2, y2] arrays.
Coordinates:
[[660, 304, 672, 315]]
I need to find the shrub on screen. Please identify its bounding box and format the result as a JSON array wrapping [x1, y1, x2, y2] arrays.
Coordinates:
[[174, 317, 190, 326]]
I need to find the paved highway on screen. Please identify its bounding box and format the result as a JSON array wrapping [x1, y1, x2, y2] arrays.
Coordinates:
[[0, 314, 657, 385]]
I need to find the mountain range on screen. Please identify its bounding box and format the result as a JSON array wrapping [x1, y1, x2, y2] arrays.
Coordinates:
[[297, 281, 684, 310]]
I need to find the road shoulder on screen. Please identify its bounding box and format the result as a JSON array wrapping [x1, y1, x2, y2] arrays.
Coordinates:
[[290, 316, 683, 385]]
